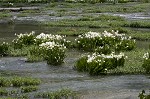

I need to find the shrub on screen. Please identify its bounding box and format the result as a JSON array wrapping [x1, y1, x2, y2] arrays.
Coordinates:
[[0, 42, 9, 56], [75, 52, 125, 75], [142, 52, 150, 73], [12, 31, 36, 49], [39, 41, 66, 65], [75, 30, 135, 52]]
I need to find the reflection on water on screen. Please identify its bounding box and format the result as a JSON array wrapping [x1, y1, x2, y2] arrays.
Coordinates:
[[0, 24, 61, 42], [0, 24, 150, 49]]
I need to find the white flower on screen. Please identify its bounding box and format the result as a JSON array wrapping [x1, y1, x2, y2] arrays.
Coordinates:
[[143, 52, 149, 60]]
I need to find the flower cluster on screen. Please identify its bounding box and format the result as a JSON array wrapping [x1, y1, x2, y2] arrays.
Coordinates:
[[36, 33, 63, 41], [39, 41, 66, 50], [39, 41, 66, 65], [35, 33, 71, 48], [143, 52, 149, 60], [75, 30, 135, 52], [75, 52, 125, 75], [13, 31, 35, 49]]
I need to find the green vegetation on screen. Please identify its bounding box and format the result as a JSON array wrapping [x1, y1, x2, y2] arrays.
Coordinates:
[[108, 48, 146, 74], [0, 12, 12, 19], [35, 89, 77, 99], [0, 76, 41, 87], [0, 76, 76, 98], [139, 90, 150, 99], [21, 86, 38, 93], [0, 76, 41, 98], [0, 42, 9, 56]]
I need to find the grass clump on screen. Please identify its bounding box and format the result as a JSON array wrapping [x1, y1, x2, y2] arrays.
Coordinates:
[[0, 77, 11, 87], [108, 48, 146, 74], [0, 88, 8, 96], [124, 21, 150, 28], [0, 42, 9, 57], [0, 12, 12, 19], [11, 77, 41, 87], [77, 14, 125, 21], [21, 86, 38, 93], [0, 76, 41, 87], [26, 45, 44, 62], [35, 89, 77, 99], [142, 52, 150, 73]]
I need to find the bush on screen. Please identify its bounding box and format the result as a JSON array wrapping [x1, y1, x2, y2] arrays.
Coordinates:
[[75, 30, 135, 52], [12, 31, 36, 49], [75, 52, 125, 75], [0, 42, 9, 57], [142, 52, 150, 73], [39, 41, 66, 65]]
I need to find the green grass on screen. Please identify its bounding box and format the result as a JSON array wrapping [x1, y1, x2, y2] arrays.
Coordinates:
[[108, 48, 147, 74], [77, 14, 125, 21], [21, 86, 38, 93], [0, 76, 41, 87], [129, 31, 150, 41], [0, 12, 12, 19], [8, 46, 29, 57], [35, 89, 77, 99]]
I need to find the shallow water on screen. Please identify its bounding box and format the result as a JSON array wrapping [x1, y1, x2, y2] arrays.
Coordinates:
[[0, 54, 150, 99], [0, 23, 150, 98]]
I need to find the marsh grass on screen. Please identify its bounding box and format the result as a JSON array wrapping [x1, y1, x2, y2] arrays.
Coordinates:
[[0, 76, 41, 87], [26, 45, 44, 62], [77, 14, 125, 21], [108, 48, 146, 74], [129, 31, 150, 41], [8, 46, 29, 57], [21, 85, 38, 93], [0, 88, 8, 96], [35, 89, 77, 99], [0, 12, 12, 19], [124, 21, 150, 28], [0, 76, 41, 98]]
